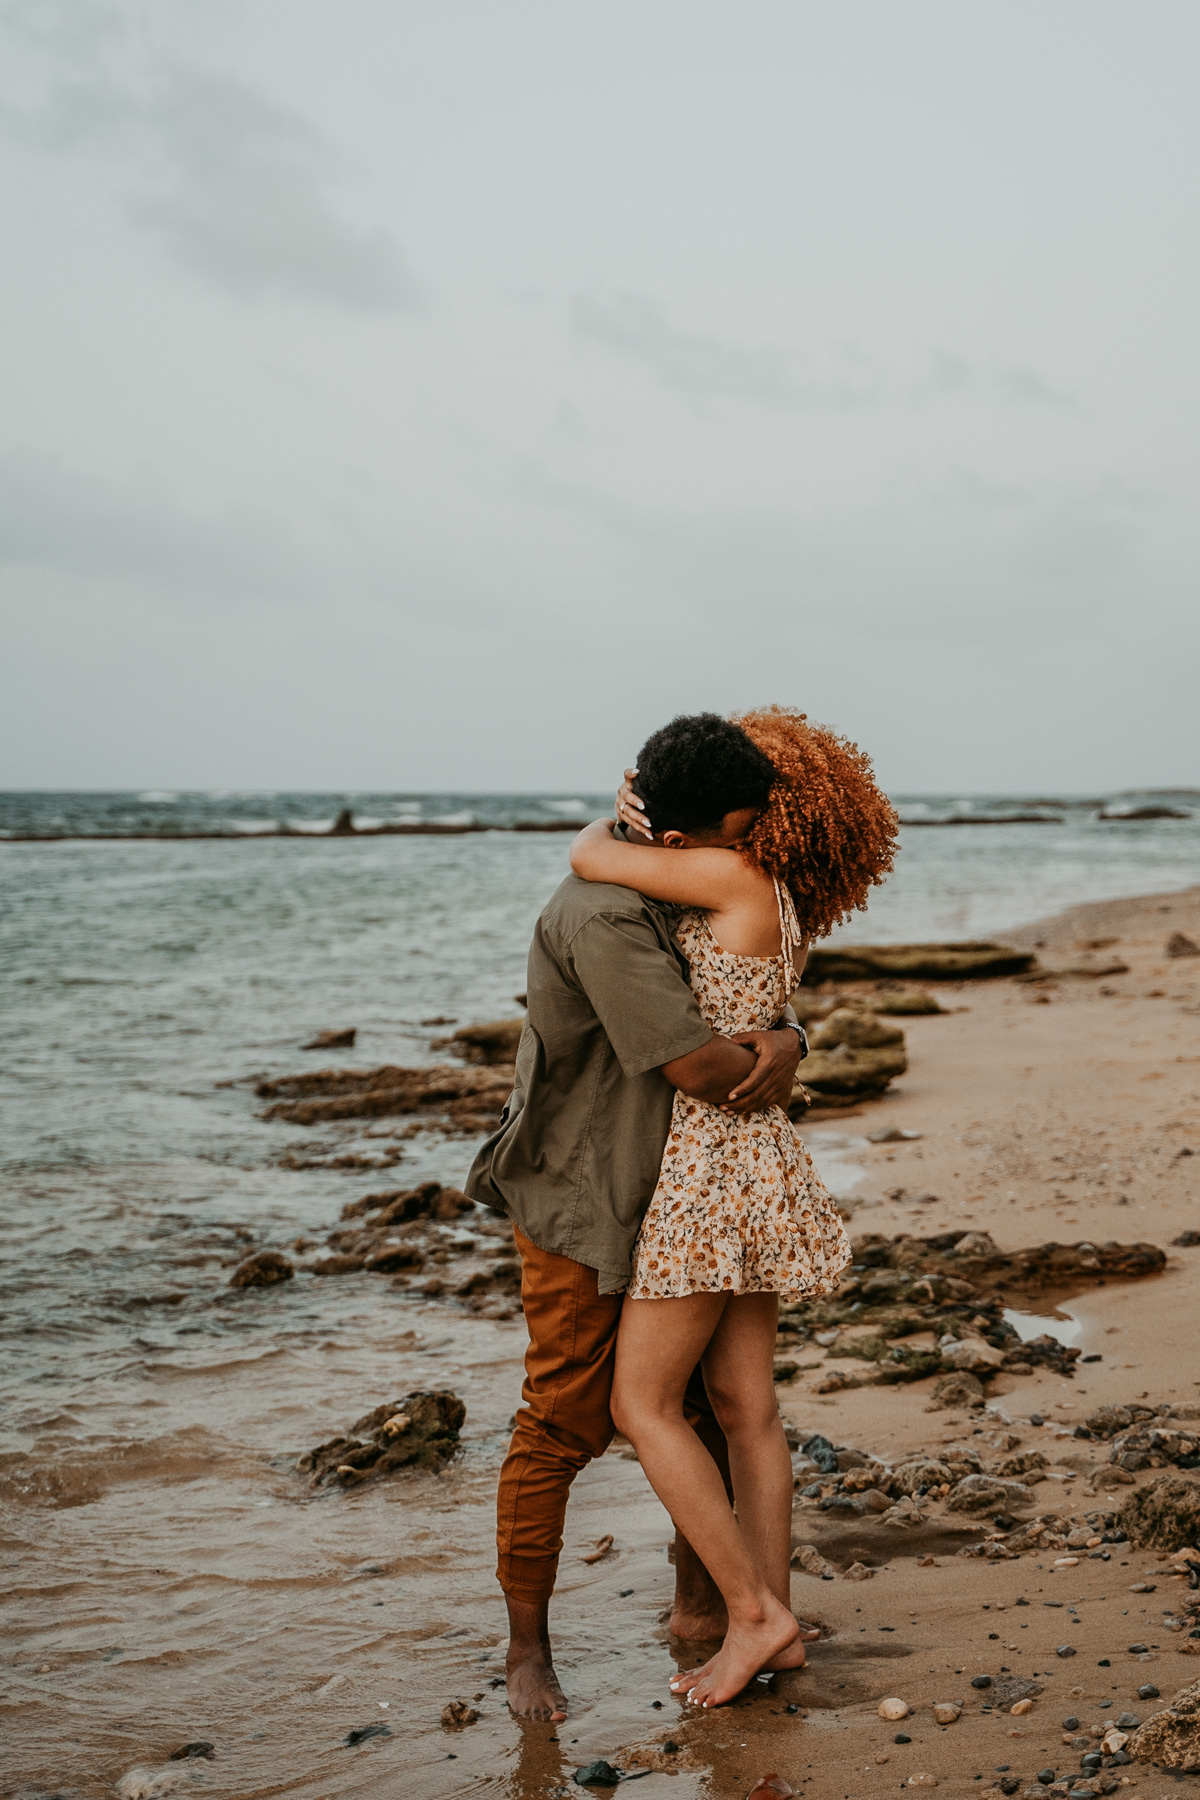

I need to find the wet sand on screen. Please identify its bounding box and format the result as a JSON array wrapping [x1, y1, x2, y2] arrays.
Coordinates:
[[3, 887, 1199, 1800]]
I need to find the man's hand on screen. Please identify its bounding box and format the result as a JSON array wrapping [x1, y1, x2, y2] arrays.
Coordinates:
[[720, 1026, 803, 1114]]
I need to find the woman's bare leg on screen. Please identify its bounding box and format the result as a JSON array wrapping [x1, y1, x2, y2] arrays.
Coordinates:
[[672, 1292, 810, 1687], [612, 1294, 798, 1707]]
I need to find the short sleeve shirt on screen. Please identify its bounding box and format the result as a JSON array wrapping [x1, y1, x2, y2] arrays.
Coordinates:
[[464, 873, 712, 1292]]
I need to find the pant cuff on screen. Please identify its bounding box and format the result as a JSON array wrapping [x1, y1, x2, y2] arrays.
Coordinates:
[[497, 1551, 560, 1606]]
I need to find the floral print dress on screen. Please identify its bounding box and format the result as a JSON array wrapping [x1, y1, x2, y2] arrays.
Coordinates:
[[627, 881, 852, 1301]]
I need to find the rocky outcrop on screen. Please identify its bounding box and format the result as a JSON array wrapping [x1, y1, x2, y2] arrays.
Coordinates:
[[791, 987, 944, 1022], [435, 1019, 524, 1065], [793, 1008, 907, 1102], [302, 1027, 356, 1050], [1118, 1476, 1200, 1550], [802, 943, 1037, 983], [1167, 932, 1200, 958], [298, 1390, 465, 1487], [256, 1063, 512, 1133], [1097, 804, 1190, 821], [1128, 1679, 1200, 1770], [777, 1229, 1166, 1399]]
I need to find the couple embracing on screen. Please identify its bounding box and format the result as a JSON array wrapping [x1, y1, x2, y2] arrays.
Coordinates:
[[467, 706, 897, 1718]]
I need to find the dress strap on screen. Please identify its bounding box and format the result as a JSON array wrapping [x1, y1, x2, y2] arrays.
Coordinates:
[[773, 878, 803, 999]]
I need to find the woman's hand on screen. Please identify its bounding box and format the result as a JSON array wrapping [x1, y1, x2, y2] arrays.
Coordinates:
[[614, 768, 654, 841]]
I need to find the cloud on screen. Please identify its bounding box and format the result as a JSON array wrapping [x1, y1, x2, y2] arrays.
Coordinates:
[[922, 350, 1079, 411], [571, 289, 881, 408], [1, 6, 420, 309], [572, 290, 1078, 415], [0, 449, 314, 602]]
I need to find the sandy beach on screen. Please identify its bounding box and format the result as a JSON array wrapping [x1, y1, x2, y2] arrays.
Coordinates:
[[4, 884, 1200, 1800]]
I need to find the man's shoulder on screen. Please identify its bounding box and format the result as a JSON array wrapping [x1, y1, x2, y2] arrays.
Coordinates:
[[540, 873, 666, 942]]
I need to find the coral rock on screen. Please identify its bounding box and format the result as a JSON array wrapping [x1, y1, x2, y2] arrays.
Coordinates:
[[228, 1250, 294, 1288], [1118, 1476, 1200, 1550], [1128, 1677, 1200, 1771]]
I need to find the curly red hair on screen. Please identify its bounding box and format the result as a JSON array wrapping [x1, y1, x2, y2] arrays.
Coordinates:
[[731, 705, 899, 941]]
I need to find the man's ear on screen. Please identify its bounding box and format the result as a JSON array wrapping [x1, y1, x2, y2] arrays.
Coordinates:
[[661, 830, 688, 849]]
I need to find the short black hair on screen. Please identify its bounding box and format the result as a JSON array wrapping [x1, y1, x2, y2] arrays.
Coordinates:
[[632, 712, 776, 836]]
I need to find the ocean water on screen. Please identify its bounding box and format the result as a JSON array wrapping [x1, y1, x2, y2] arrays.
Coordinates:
[[0, 792, 1197, 1794]]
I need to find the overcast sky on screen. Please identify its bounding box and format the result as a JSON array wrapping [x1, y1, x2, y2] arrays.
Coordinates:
[[1, 1, 1197, 793]]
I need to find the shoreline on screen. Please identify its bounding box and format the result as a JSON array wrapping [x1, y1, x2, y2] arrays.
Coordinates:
[[3, 882, 1199, 1800]]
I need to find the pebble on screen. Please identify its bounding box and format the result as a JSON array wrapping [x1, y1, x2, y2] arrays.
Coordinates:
[[1056, 1645, 1077, 1657], [1126, 1642, 1148, 1655], [1010, 1699, 1034, 1715], [895, 1733, 912, 1744], [167, 1744, 214, 1761], [972, 1675, 993, 1690], [906, 1777, 937, 1789], [573, 1762, 622, 1788], [344, 1723, 391, 1746], [1137, 1683, 1160, 1698], [878, 1698, 910, 1720], [933, 1703, 962, 1725]]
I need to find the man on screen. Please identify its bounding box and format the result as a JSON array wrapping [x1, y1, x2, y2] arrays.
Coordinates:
[[466, 714, 806, 1722]]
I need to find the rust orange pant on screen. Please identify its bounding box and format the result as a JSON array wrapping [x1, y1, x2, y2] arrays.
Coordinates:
[[496, 1225, 726, 1607]]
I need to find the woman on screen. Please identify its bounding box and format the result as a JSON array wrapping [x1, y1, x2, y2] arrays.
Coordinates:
[[569, 706, 898, 1707]]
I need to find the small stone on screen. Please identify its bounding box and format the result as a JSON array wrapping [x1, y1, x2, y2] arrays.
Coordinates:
[[879, 1697, 910, 1720], [441, 1700, 480, 1727], [906, 1776, 938, 1789], [843, 1561, 874, 1580], [573, 1762, 621, 1788], [168, 1744, 214, 1761], [1128, 1582, 1156, 1593], [344, 1722, 391, 1745], [1126, 1643, 1148, 1655], [745, 1780, 795, 1799], [933, 1702, 962, 1724], [1137, 1684, 1160, 1698], [1011, 1699, 1034, 1715], [1115, 1712, 1140, 1729], [972, 1675, 993, 1690], [1037, 1771, 1056, 1786], [1056, 1645, 1077, 1657]]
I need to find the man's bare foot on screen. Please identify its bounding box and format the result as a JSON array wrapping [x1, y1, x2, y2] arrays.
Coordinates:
[[670, 1598, 799, 1708], [505, 1643, 568, 1722], [672, 1617, 816, 1687], [504, 1595, 567, 1722]]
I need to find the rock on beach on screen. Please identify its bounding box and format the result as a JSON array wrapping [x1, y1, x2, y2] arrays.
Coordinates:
[[299, 1389, 466, 1487], [228, 1250, 294, 1288], [1128, 1677, 1200, 1770]]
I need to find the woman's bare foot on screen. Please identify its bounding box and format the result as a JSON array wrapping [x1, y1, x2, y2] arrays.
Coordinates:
[[671, 1617, 816, 1690], [505, 1643, 567, 1722], [671, 1598, 799, 1708]]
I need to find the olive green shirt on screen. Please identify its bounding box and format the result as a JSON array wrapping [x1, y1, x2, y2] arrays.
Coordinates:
[[464, 872, 712, 1293]]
